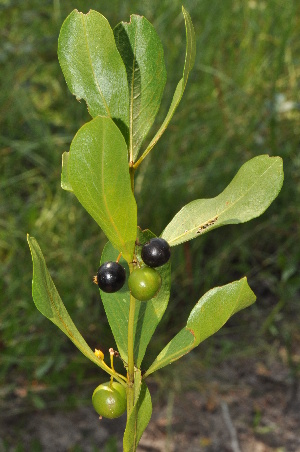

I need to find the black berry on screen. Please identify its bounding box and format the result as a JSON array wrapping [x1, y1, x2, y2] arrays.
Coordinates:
[[96, 261, 126, 293], [141, 238, 171, 268]]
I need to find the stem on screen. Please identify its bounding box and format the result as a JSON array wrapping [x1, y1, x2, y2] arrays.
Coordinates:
[[133, 130, 160, 169], [133, 144, 152, 170], [127, 291, 136, 381], [94, 347, 127, 384], [98, 359, 127, 386], [127, 160, 136, 416], [127, 267, 136, 416], [109, 351, 114, 387], [129, 162, 135, 193], [128, 161, 136, 386]]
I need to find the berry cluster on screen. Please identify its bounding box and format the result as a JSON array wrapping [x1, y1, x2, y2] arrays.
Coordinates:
[[95, 238, 171, 301]]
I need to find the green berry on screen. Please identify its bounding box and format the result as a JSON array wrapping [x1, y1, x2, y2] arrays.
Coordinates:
[[92, 381, 127, 419], [128, 266, 162, 301]]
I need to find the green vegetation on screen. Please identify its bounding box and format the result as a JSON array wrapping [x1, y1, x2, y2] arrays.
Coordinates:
[[128, 266, 162, 301], [1, 0, 299, 435], [92, 382, 127, 419]]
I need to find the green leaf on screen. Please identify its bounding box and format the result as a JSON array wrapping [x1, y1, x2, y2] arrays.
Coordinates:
[[145, 277, 256, 377], [68, 116, 137, 263], [133, 368, 142, 404], [27, 235, 113, 375], [135, 6, 196, 166], [162, 155, 284, 246], [123, 380, 152, 452], [98, 246, 130, 362], [61, 152, 73, 192], [58, 9, 129, 141], [114, 15, 167, 162], [100, 229, 171, 366]]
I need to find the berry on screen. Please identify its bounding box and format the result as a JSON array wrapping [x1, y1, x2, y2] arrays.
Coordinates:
[[128, 266, 162, 301], [92, 381, 127, 419], [96, 261, 126, 293], [141, 238, 171, 268]]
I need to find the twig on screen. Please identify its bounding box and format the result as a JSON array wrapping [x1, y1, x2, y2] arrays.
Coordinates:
[[221, 401, 241, 452]]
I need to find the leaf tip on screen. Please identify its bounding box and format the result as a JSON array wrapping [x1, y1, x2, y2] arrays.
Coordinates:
[[239, 276, 257, 303], [182, 5, 192, 21]]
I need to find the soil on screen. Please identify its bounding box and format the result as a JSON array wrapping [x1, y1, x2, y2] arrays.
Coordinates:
[[1, 355, 299, 452]]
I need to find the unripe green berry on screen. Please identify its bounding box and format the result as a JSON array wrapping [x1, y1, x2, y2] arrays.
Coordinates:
[[92, 381, 127, 419], [128, 266, 162, 301]]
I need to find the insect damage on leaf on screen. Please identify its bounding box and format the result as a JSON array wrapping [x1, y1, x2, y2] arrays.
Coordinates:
[[196, 216, 218, 234]]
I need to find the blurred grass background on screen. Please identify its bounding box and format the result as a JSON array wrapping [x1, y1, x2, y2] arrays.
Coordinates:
[[1, 0, 300, 433]]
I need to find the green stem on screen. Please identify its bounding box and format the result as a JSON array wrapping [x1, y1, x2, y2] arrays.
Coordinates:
[[127, 160, 136, 417], [127, 274, 136, 416], [129, 163, 135, 193], [127, 291, 136, 381], [98, 359, 127, 386], [133, 142, 153, 170]]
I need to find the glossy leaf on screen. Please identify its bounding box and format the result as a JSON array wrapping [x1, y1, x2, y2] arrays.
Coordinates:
[[99, 229, 171, 366], [61, 152, 73, 192], [123, 378, 152, 452], [162, 155, 284, 246], [145, 277, 256, 376], [135, 6, 196, 166], [58, 9, 129, 141], [114, 15, 167, 161], [68, 116, 137, 262], [27, 235, 113, 376]]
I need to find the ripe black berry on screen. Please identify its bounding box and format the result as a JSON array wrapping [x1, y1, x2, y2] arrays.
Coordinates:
[[96, 261, 126, 293], [141, 238, 171, 268]]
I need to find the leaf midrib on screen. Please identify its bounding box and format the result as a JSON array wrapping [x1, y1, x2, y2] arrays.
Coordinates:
[[100, 124, 128, 252], [129, 26, 138, 161]]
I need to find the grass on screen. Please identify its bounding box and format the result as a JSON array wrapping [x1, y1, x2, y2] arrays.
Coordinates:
[[1, 0, 300, 442]]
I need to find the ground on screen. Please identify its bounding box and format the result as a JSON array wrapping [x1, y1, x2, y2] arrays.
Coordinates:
[[1, 353, 299, 452]]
